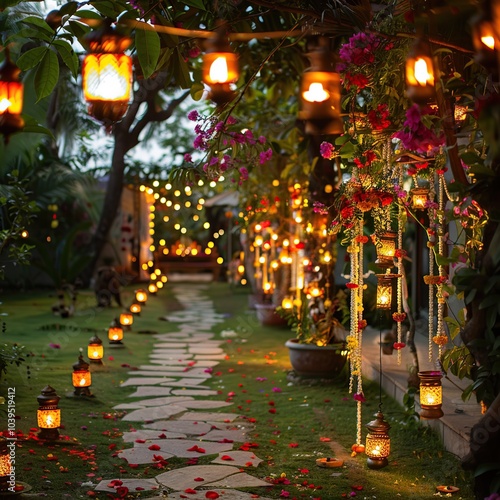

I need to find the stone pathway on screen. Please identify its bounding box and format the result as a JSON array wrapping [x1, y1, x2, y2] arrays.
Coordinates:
[[95, 284, 273, 499]]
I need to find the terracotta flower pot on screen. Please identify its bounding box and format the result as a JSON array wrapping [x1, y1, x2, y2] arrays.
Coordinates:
[[285, 338, 347, 378]]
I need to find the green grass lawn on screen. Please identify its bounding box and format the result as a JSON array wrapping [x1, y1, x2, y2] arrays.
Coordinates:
[[0, 282, 473, 499]]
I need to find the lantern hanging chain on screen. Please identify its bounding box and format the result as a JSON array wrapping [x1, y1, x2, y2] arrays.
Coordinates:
[[356, 218, 364, 446], [436, 173, 446, 358]]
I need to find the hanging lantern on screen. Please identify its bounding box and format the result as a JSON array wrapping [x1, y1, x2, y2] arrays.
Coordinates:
[[281, 296, 294, 310], [376, 274, 393, 310], [82, 19, 133, 125], [0, 48, 24, 143], [375, 231, 397, 269], [135, 288, 148, 305], [365, 411, 391, 469], [108, 324, 124, 344], [300, 37, 343, 135], [119, 311, 133, 328], [37, 385, 61, 441], [87, 334, 104, 364], [202, 26, 239, 105], [418, 370, 444, 419], [0, 437, 12, 492], [129, 303, 141, 315], [148, 282, 158, 295], [471, 6, 498, 72], [72, 352, 92, 397], [410, 187, 429, 210], [405, 37, 435, 104]]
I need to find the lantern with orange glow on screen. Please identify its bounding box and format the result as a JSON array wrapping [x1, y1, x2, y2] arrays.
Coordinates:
[[365, 411, 391, 469], [418, 371, 444, 419], [376, 274, 393, 310], [129, 303, 141, 315], [300, 37, 343, 135], [202, 26, 239, 105], [411, 187, 429, 210], [108, 324, 124, 344], [148, 283, 158, 295], [405, 38, 435, 104], [82, 20, 132, 124], [87, 335, 103, 364], [37, 385, 61, 441], [119, 311, 134, 329], [375, 231, 397, 270], [0, 437, 11, 492], [471, 5, 498, 72], [135, 289, 148, 305], [0, 49, 24, 143], [281, 296, 294, 310], [72, 352, 92, 397]]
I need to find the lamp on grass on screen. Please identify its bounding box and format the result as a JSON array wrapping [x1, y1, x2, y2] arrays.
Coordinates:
[[365, 411, 391, 469], [72, 351, 92, 397], [135, 289, 148, 305], [119, 311, 134, 329], [87, 334, 104, 364], [37, 386, 61, 441], [108, 321, 124, 345]]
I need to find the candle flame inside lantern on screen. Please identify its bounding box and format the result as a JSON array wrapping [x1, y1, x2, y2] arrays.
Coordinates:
[[209, 57, 229, 84], [414, 58, 432, 86], [302, 82, 330, 102]]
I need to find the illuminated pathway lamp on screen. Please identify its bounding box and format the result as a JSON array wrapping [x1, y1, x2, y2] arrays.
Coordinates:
[[72, 352, 92, 397], [418, 371, 444, 419], [202, 27, 239, 105], [108, 321, 124, 345], [129, 302, 141, 315], [87, 334, 104, 364], [119, 311, 134, 329], [0, 49, 24, 143], [405, 37, 435, 104], [0, 437, 11, 492], [37, 385, 61, 441], [365, 411, 391, 469], [82, 20, 132, 124], [148, 282, 158, 295], [135, 288, 148, 305], [300, 37, 343, 135]]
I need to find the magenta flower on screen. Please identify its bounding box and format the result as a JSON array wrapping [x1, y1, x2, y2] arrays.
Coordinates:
[[187, 110, 199, 121], [259, 148, 273, 164], [184, 153, 193, 163], [353, 392, 366, 402], [320, 141, 336, 159]]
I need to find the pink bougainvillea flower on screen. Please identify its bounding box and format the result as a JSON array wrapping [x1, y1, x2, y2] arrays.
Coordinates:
[[353, 392, 366, 402]]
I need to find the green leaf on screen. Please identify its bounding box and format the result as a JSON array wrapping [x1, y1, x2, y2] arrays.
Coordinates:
[[479, 294, 500, 310], [59, 2, 79, 17], [190, 82, 205, 101], [34, 49, 59, 102], [74, 9, 104, 20], [52, 40, 79, 78], [173, 48, 192, 89], [7, 28, 52, 43], [21, 120, 54, 138], [156, 48, 173, 72], [16, 47, 49, 72], [183, 0, 206, 9], [89, 1, 122, 19], [135, 27, 160, 79], [21, 15, 55, 35], [67, 20, 90, 39]]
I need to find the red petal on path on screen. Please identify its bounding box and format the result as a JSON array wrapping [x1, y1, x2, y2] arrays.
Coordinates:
[[148, 444, 161, 450]]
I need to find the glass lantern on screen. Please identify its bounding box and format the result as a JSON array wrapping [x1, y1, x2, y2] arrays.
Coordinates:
[[405, 37, 435, 104], [410, 187, 429, 210], [129, 303, 141, 315], [0, 49, 24, 142], [365, 411, 391, 469], [135, 289, 148, 305], [87, 335, 103, 364], [119, 312, 134, 328], [37, 385, 61, 441], [148, 282, 158, 295], [72, 353, 92, 397], [108, 325, 124, 344], [418, 370, 444, 419], [376, 274, 393, 310], [375, 231, 397, 270]]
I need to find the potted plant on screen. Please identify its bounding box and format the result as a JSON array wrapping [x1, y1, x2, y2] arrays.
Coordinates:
[[278, 288, 349, 378]]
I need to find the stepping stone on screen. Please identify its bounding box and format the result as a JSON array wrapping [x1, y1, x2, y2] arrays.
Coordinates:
[[151, 349, 188, 355], [171, 389, 219, 396], [150, 353, 194, 360], [211, 450, 263, 467], [204, 472, 271, 489], [160, 379, 210, 387], [179, 412, 239, 422], [188, 347, 225, 355], [127, 386, 172, 398], [122, 429, 186, 441], [138, 364, 189, 372], [95, 478, 159, 493], [194, 354, 228, 360], [126, 369, 210, 378], [133, 438, 233, 458], [121, 404, 187, 422], [149, 342, 190, 348], [180, 400, 233, 410], [116, 396, 194, 409], [155, 464, 243, 491], [117, 446, 174, 465], [199, 428, 248, 443], [159, 489, 273, 500], [143, 420, 212, 435], [147, 359, 219, 368], [121, 377, 176, 387]]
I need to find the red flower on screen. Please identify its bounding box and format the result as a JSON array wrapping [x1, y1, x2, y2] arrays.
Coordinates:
[[393, 342, 406, 350], [392, 312, 406, 322], [115, 486, 129, 498], [346, 283, 358, 289]]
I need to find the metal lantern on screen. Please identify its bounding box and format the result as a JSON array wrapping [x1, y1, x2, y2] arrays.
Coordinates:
[[300, 37, 343, 135], [405, 37, 435, 104], [375, 231, 397, 269], [108, 325, 124, 344], [37, 385, 61, 441], [129, 303, 141, 315], [87, 334, 104, 364], [82, 20, 133, 124], [0, 437, 12, 492], [202, 27, 239, 105], [418, 371, 444, 419], [365, 411, 391, 469], [376, 274, 393, 310], [471, 6, 498, 72], [410, 187, 429, 210], [148, 282, 158, 295], [72, 353, 92, 397], [135, 289, 148, 304], [119, 311, 134, 328], [0, 49, 24, 143]]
